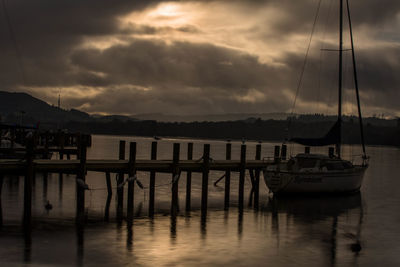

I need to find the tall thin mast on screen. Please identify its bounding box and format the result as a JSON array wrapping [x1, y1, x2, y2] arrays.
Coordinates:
[[337, 0, 343, 158], [346, 0, 366, 157]]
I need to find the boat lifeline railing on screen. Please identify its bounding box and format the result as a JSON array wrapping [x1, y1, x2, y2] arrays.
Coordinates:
[[350, 154, 369, 166]]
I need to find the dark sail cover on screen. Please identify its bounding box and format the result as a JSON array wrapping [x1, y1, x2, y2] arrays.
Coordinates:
[[290, 120, 341, 146]]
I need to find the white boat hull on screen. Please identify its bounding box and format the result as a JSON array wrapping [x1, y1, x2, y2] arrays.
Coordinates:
[[263, 166, 367, 194]]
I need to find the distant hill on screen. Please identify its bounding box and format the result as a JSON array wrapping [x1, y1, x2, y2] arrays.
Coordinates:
[[0, 91, 91, 126], [131, 112, 289, 122]]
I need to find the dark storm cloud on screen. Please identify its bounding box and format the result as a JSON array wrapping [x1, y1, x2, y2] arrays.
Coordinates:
[[0, 0, 162, 86], [0, 0, 399, 116], [70, 39, 282, 90]]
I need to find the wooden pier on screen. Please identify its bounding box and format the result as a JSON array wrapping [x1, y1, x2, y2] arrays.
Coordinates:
[[0, 138, 289, 228]]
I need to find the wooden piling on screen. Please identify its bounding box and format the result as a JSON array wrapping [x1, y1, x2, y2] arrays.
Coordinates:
[[305, 146, 310, 154], [23, 139, 34, 228], [106, 172, 112, 197], [329, 147, 335, 158], [274, 145, 280, 163], [185, 143, 193, 212], [254, 144, 261, 209], [117, 140, 126, 219], [201, 144, 210, 217], [224, 143, 231, 210], [281, 144, 287, 160], [171, 143, 180, 216], [76, 139, 87, 221], [149, 142, 157, 217], [60, 133, 65, 160], [239, 144, 246, 211], [127, 142, 136, 223]]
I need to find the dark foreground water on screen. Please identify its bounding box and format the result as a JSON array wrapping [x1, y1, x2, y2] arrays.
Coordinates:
[[1, 135, 399, 266]]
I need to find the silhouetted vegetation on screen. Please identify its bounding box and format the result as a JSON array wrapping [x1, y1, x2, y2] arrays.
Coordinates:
[[64, 118, 400, 146]]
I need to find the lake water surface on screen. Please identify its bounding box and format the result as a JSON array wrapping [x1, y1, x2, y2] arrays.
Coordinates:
[[1, 135, 399, 266]]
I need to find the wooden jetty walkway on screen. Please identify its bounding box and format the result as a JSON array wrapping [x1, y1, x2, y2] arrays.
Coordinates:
[[0, 138, 290, 228]]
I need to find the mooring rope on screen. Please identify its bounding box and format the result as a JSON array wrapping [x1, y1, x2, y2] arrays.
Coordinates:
[[84, 171, 182, 192]]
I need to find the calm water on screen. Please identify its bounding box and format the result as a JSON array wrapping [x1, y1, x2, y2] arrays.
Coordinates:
[[1, 135, 399, 266]]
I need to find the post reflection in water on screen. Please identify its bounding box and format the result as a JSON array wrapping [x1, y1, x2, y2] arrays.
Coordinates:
[[76, 222, 84, 266], [126, 224, 133, 252], [23, 226, 31, 263], [170, 211, 177, 242]]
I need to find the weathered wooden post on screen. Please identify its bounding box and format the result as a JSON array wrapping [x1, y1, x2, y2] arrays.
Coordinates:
[[127, 142, 136, 224], [23, 138, 34, 228], [104, 172, 112, 221], [106, 172, 112, 197], [305, 146, 310, 154], [329, 147, 335, 158], [149, 141, 157, 217], [171, 143, 180, 216], [117, 140, 126, 220], [239, 144, 246, 211], [224, 143, 231, 210], [274, 145, 280, 163], [185, 142, 193, 212], [281, 144, 287, 160], [254, 144, 261, 209], [60, 132, 65, 160], [76, 138, 87, 222], [44, 132, 49, 159], [201, 144, 210, 217]]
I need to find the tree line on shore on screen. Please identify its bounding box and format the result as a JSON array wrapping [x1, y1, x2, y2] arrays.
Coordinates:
[[64, 118, 400, 146]]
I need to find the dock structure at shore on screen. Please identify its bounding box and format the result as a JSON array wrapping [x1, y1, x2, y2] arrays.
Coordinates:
[[0, 138, 290, 228]]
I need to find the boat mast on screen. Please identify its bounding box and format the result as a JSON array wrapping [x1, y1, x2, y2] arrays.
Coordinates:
[[337, 0, 343, 158], [346, 0, 366, 157]]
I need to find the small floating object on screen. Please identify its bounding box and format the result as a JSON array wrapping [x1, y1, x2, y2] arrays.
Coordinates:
[[45, 200, 53, 211], [76, 179, 89, 190], [350, 242, 362, 252]]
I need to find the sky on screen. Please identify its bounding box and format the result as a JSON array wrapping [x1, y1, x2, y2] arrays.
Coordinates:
[[1, 0, 399, 117]]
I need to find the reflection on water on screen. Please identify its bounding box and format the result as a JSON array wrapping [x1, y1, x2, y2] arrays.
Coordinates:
[[0, 136, 400, 266]]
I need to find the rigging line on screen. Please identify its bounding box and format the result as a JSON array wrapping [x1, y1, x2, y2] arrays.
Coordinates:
[[1, 0, 27, 85], [285, 0, 323, 141], [317, 0, 334, 114], [346, 0, 366, 157]]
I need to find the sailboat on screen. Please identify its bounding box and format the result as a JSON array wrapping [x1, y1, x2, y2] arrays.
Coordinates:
[[263, 0, 369, 194]]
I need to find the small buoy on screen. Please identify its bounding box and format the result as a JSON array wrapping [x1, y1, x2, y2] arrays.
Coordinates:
[[45, 200, 53, 211], [76, 179, 89, 190], [350, 242, 362, 252]]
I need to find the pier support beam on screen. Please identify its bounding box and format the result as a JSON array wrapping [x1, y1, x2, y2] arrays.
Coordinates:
[[201, 144, 210, 218], [23, 139, 34, 229], [76, 139, 87, 222], [239, 145, 246, 211], [254, 144, 261, 209], [149, 142, 157, 217], [274, 146, 280, 163], [117, 140, 125, 222], [106, 172, 112, 197], [171, 143, 180, 216], [281, 144, 287, 160], [127, 142, 136, 224], [185, 143, 193, 212], [104, 172, 112, 222], [224, 143, 231, 210]]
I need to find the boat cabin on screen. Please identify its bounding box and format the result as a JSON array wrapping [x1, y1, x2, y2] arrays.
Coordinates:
[[288, 153, 354, 172]]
